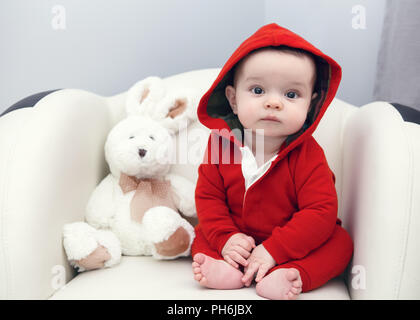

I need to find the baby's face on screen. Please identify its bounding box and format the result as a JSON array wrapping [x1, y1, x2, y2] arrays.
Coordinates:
[[225, 49, 317, 138]]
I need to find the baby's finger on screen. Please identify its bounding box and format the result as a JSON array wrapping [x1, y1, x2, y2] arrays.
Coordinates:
[[255, 265, 269, 282], [230, 251, 248, 267], [237, 238, 254, 252], [233, 245, 251, 259], [247, 236, 256, 248], [244, 267, 258, 286], [224, 255, 239, 269], [241, 262, 259, 285]]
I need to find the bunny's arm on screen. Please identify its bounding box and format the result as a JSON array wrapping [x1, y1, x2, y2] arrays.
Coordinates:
[[166, 173, 197, 218], [85, 174, 119, 229]]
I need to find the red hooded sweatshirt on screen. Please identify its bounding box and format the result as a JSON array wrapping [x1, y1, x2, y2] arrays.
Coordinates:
[[194, 23, 342, 265]]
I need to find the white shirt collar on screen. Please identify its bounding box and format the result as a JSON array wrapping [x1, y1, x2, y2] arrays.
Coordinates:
[[239, 145, 278, 190]]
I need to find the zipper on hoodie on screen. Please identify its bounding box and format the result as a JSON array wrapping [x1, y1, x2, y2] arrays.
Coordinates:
[[241, 161, 276, 215]]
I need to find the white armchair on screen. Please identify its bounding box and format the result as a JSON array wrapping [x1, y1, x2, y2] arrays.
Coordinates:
[[1, 69, 419, 300]]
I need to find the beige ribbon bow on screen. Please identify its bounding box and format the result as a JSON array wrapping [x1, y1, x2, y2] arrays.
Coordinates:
[[119, 173, 177, 224]]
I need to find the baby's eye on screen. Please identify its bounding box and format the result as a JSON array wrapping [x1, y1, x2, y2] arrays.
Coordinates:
[[285, 91, 299, 99], [251, 86, 264, 95]]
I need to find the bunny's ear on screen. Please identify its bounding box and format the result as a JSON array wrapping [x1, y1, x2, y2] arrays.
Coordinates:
[[167, 98, 187, 119], [125, 76, 165, 116], [157, 89, 199, 134]]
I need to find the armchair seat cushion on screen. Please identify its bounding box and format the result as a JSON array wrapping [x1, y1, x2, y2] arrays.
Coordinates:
[[49, 256, 350, 300]]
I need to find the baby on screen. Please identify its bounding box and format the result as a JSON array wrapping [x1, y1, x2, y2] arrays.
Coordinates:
[[191, 23, 353, 300]]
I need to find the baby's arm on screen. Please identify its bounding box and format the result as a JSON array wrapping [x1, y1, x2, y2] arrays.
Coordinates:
[[195, 134, 242, 253], [262, 138, 338, 265]]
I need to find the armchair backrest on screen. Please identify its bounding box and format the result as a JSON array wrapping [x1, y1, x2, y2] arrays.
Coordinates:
[[312, 99, 357, 225]]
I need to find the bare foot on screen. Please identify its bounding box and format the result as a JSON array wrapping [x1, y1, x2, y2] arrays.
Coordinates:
[[191, 253, 244, 289], [256, 268, 302, 300]]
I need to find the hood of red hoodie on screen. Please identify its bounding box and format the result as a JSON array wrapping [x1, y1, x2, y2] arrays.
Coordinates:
[[197, 23, 342, 160]]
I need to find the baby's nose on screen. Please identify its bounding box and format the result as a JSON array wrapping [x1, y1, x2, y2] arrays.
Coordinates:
[[264, 99, 283, 110]]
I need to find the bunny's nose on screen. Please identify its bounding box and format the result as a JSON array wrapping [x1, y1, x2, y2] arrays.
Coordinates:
[[138, 148, 147, 158]]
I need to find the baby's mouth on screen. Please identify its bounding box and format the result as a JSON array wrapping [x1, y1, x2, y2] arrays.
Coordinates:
[[261, 115, 281, 122]]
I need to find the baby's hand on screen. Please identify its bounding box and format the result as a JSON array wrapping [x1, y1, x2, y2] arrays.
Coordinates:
[[221, 233, 256, 269], [242, 244, 276, 287]]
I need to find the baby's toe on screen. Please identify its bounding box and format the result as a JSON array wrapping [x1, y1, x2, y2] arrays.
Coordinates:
[[292, 279, 302, 288], [194, 273, 202, 281], [199, 277, 208, 286], [193, 267, 201, 274], [291, 286, 301, 294], [287, 291, 298, 300], [286, 268, 300, 281], [193, 253, 206, 264]]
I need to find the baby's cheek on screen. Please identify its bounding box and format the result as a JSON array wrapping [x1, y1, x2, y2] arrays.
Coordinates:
[[287, 110, 307, 131], [237, 112, 254, 128]]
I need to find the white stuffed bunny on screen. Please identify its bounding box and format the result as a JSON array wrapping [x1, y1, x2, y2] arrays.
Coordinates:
[[62, 77, 198, 272]]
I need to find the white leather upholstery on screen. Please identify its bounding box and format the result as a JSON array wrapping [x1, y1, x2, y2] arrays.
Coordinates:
[[0, 90, 113, 299], [1, 69, 419, 299], [341, 102, 420, 299]]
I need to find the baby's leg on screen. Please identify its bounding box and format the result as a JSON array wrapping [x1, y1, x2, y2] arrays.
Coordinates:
[[256, 224, 353, 299], [191, 227, 244, 289]]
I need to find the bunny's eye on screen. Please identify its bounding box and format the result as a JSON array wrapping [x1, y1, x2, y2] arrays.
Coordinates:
[[129, 136, 135, 139], [149, 135, 155, 141]]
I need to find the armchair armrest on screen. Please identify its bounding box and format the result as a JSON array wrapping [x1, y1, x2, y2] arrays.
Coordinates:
[[0, 89, 117, 299], [341, 101, 420, 299]]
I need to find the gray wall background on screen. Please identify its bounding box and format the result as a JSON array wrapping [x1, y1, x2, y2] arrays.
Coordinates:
[[0, 0, 386, 113], [373, 0, 420, 111]]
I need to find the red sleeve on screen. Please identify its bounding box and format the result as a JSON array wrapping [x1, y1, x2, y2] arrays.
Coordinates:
[[195, 134, 241, 252], [262, 138, 337, 265]]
